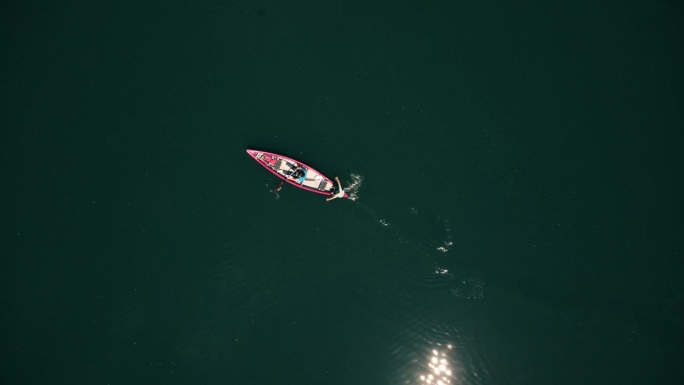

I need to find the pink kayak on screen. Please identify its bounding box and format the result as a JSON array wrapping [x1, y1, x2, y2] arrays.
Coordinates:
[[246, 149, 347, 197]]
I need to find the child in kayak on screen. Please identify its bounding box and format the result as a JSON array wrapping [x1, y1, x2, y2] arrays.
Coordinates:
[[326, 176, 346, 201]]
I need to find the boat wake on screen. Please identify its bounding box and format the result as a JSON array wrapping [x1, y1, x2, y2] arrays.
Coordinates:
[[343, 173, 363, 201], [352, 201, 483, 302], [347, 202, 490, 385]]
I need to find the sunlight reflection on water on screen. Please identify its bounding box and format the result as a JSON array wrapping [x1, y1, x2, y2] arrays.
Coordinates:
[[417, 344, 459, 385]]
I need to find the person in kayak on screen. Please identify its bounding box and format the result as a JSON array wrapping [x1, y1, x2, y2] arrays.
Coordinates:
[[286, 166, 307, 184], [326, 176, 346, 201]]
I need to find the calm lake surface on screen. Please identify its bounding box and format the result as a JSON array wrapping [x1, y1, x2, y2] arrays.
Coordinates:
[[2, 1, 682, 384]]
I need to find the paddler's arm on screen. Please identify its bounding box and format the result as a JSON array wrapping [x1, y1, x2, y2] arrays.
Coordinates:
[[326, 177, 344, 201]]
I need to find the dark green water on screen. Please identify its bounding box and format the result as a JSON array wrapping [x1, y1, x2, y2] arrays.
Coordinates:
[[2, 1, 682, 384]]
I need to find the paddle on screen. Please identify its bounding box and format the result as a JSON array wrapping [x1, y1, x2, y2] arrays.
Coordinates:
[[274, 181, 284, 193]]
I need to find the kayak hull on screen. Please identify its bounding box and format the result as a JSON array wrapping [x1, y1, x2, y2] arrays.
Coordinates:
[[246, 149, 341, 196]]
